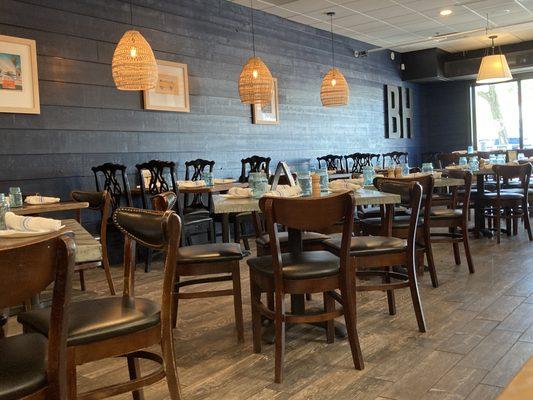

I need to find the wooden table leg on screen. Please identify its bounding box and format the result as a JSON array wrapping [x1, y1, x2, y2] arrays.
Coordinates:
[[222, 213, 230, 243]]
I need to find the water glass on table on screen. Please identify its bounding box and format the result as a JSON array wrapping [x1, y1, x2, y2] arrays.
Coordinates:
[[252, 173, 268, 199], [9, 187, 23, 208], [421, 163, 434, 174], [297, 172, 312, 197], [363, 166, 374, 186], [317, 168, 329, 192], [203, 171, 214, 187], [0, 194, 10, 230]]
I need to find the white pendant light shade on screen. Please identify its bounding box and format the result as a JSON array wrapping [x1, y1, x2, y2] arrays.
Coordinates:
[[238, 56, 274, 105], [321, 68, 349, 107], [477, 54, 513, 84], [112, 30, 158, 91]]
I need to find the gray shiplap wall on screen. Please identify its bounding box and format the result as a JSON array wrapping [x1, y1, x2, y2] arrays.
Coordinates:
[[0, 0, 425, 198]]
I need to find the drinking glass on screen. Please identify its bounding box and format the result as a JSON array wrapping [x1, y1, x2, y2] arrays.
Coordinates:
[[297, 172, 312, 197]]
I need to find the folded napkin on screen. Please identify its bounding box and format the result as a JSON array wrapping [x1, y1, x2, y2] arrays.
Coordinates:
[[329, 179, 362, 191], [24, 195, 60, 205], [227, 187, 253, 198], [213, 178, 235, 184], [177, 180, 206, 188], [5, 212, 62, 232], [445, 165, 468, 170], [264, 185, 302, 198]]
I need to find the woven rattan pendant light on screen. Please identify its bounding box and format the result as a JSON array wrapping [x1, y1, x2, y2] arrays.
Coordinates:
[[238, 0, 273, 105], [321, 12, 349, 107], [112, 0, 157, 90]]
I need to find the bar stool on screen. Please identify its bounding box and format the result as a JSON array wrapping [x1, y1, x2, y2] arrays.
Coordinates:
[[152, 192, 245, 342]]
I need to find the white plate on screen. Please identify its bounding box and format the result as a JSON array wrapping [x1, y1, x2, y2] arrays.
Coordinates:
[[0, 226, 65, 238]]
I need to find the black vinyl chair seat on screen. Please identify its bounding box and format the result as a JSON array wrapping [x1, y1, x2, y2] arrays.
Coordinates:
[[255, 231, 329, 246], [484, 192, 524, 200], [324, 235, 407, 256], [430, 209, 463, 219], [18, 297, 160, 347], [0, 333, 47, 400], [177, 243, 243, 264], [361, 215, 423, 229], [247, 251, 340, 280]]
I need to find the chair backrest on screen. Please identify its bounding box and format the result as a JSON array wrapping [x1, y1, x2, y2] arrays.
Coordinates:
[[0, 233, 75, 399], [151, 192, 178, 212], [136, 160, 178, 209], [113, 208, 181, 308], [374, 174, 434, 222], [493, 163, 532, 196], [421, 152, 440, 165], [373, 180, 423, 252], [382, 151, 408, 167], [259, 192, 355, 281], [446, 169, 473, 218], [92, 163, 132, 211], [184, 159, 215, 210], [239, 155, 271, 182], [344, 153, 380, 174], [437, 153, 460, 169], [317, 154, 344, 172]]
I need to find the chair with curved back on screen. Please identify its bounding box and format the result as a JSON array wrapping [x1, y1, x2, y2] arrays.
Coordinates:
[[317, 154, 344, 172], [92, 163, 132, 212], [184, 158, 215, 213], [247, 192, 363, 383], [19, 208, 183, 400], [0, 232, 74, 400], [152, 192, 244, 342], [436, 153, 460, 169], [238, 155, 271, 183], [70, 190, 116, 295], [382, 151, 408, 168], [345, 153, 380, 174]]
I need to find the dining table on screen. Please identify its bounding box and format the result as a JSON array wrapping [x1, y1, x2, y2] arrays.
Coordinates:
[[10, 200, 89, 222], [213, 188, 401, 341]]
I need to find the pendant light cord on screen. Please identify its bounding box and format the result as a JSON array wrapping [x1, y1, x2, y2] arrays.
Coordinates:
[[250, 0, 256, 57], [330, 13, 335, 69], [130, 0, 133, 27]]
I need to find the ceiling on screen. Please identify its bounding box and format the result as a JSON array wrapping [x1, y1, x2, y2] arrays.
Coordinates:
[[229, 0, 533, 53]]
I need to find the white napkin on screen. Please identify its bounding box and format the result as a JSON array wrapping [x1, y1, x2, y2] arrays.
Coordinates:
[[177, 180, 205, 188], [5, 212, 62, 232], [445, 165, 468, 170], [227, 187, 253, 198], [24, 195, 60, 205], [264, 185, 302, 198], [213, 178, 235, 184], [329, 179, 362, 191]]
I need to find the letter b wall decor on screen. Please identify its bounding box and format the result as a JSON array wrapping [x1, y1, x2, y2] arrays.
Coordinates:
[[385, 85, 413, 139]]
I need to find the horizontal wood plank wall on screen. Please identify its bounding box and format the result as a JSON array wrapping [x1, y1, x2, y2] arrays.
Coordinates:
[[0, 0, 424, 199]]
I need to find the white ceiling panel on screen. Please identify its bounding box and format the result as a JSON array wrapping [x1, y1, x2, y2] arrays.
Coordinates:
[[229, 0, 533, 52]]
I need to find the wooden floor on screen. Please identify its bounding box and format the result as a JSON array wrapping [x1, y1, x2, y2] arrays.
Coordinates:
[[6, 229, 533, 400]]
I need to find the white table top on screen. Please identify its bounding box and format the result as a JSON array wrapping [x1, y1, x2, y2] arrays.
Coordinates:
[[212, 189, 401, 214]]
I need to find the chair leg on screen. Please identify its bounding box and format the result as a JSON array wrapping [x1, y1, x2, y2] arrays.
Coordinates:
[[274, 293, 286, 384], [462, 224, 475, 274], [341, 261, 364, 370], [250, 280, 262, 354], [424, 228, 439, 288], [145, 249, 153, 273], [496, 209, 501, 244], [66, 348, 77, 400], [233, 220, 241, 245], [78, 270, 86, 291], [407, 258, 427, 333], [524, 205, 533, 241], [160, 327, 182, 399], [102, 258, 116, 296], [232, 263, 244, 343], [451, 228, 461, 266], [505, 208, 512, 236], [323, 292, 335, 344], [127, 355, 145, 400], [384, 267, 396, 315]]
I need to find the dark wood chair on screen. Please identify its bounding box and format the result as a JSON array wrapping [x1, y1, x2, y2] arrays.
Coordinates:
[[325, 181, 427, 337], [429, 170, 475, 274], [19, 208, 183, 400], [0, 232, 75, 400], [317, 154, 344, 172], [484, 163, 532, 243], [136, 160, 214, 271], [238, 155, 271, 183], [360, 175, 438, 287], [436, 153, 460, 169], [382, 151, 408, 168], [421, 151, 440, 166], [70, 190, 116, 295], [345, 153, 380, 174], [184, 158, 215, 213], [152, 192, 244, 342], [92, 163, 133, 211], [248, 192, 363, 383]]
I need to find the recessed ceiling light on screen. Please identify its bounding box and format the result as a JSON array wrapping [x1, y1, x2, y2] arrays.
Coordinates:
[[440, 9, 453, 16]]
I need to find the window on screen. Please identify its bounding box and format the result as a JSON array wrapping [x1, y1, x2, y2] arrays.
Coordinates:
[[522, 79, 533, 148], [473, 77, 533, 150]]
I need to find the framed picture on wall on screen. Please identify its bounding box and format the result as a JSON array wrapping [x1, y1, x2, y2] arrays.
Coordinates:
[[143, 60, 190, 112], [252, 77, 279, 125], [0, 35, 40, 114]]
